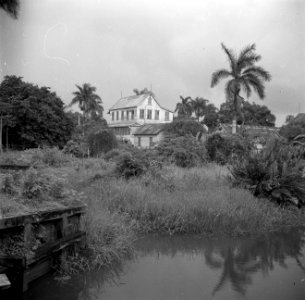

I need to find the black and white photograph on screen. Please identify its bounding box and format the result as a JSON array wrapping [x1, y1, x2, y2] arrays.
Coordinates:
[[0, 0, 304, 299]]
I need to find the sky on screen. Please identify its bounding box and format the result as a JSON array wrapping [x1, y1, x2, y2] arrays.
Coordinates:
[[0, 0, 304, 126]]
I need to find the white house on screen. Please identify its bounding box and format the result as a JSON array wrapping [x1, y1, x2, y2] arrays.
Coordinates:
[[108, 93, 173, 146]]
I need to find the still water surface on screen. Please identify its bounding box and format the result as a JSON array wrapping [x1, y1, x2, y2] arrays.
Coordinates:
[[26, 229, 305, 300]]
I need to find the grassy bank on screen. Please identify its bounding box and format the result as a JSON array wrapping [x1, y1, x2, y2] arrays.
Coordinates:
[[70, 162, 304, 238], [1, 150, 304, 272]]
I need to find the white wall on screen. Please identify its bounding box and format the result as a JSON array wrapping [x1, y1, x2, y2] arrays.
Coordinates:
[[136, 96, 173, 124], [133, 132, 165, 148], [108, 96, 173, 126]]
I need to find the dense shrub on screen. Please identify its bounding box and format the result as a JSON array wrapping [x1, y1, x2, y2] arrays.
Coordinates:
[[31, 147, 68, 167], [115, 152, 148, 179], [230, 138, 305, 207], [104, 148, 125, 161], [1, 174, 17, 195], [164, 118, 207, 137], [87, 129, 118, 157], [280, 115, 305, 141], [22, 169, 51, 199], [157, 135, 207, 168], [63, 140, 83, 157], [205, 133, 250, 164]]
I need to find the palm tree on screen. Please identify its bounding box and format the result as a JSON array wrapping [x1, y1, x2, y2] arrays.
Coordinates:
[[175, 96, 193, 117], [191, 97, 209, 121], [0, 0, 19, 18], [211, 43, 271, 133], [70, 83, 103, 122]]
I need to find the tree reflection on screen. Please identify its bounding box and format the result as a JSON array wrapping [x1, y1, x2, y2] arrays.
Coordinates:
[[26, 229, 305, 299], [205, 229, 305, 296], [136, 229, 305, 297]]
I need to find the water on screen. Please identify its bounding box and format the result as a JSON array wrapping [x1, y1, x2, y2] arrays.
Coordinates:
[[25, 229, 305, 300]]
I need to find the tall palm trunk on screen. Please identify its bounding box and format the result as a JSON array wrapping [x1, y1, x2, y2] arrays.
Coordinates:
[[232, 92, 238, 134], [0, 115, 2, 153]]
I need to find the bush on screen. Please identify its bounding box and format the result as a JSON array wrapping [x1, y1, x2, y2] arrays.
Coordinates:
[[31, 147, 68, 167], [22, 169, 51, 200], [63, 140, 83, 157], [164, 118, 207, 137], [280, 115, 305, 141], [115, 152, 148, 179], [104, 148, 125, 161], [87, 129, 118, 157], [1, 174, 18, 195], [205, 133, 250, 164], [157, 135, 207, 168], [230, 138, 305, 207]]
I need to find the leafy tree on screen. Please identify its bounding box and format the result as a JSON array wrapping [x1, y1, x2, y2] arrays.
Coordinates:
[[164, 118, 207, 137], [191, 97, 209, 121], [133, 88, 155, 97], [0, 0, 19, 18], [70, 83, 103, 122], [218, 101, 275, 127], [175, 96, 193, 117], [0, 75, 74, 149], [87, 129, 118, 157], [211, 43, 271, 133], [280, 114, 305, 141], [202, 103, 219, 131], [285, 115, 295, 124]]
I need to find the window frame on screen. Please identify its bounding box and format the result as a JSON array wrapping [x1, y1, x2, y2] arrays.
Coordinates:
[[147, 109, 152, 120], [140, 109, 145, 119]]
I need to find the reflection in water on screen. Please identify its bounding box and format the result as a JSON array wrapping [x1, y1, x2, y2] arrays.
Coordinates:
[[136, 229, 305, 296], [25, 228, 305, 300]]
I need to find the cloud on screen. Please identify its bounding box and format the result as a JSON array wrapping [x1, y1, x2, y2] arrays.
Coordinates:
[[0, 0, 304, 126]]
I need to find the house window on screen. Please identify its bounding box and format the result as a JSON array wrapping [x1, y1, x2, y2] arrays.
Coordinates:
[[147, 109, 152, 120], [137, 137, 141, 147], [140, 109, 145, 119], [111, 112, 114, 121], [155, 110, 159, 120], [121, 111, 124, 120], [148, 97, 152, 105], [116, 111, 119, 120], [149, 136, 153, 147], [165, 111, 169, 121], [131, 110, 134, 120], [126, 111, 129, 120]]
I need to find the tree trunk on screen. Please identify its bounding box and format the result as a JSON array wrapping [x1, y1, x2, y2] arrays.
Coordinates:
[[6, 127, 8, 151], [232, 117, 237, 134], [0, 115, 2, 153], [232, 90, 238, 134]]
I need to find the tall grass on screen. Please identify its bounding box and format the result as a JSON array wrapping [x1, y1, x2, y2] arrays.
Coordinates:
[[70, 163, 304, 238]]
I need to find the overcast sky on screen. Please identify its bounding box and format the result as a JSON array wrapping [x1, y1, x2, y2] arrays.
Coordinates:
[[1, 0, 304, 125]]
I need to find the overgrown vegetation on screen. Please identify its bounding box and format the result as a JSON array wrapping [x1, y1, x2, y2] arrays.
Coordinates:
[[205, 133, 250, 164], [1, 141, 304, 275], [230, 138, 305, 207]]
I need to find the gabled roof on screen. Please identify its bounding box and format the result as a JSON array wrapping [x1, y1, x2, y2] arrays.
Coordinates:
[[109, 94, 148, 111], [109, 122, 141, 128], [109, 94, 174, 113], [133, 123, 166, 135], [217, 124, 280, 141]]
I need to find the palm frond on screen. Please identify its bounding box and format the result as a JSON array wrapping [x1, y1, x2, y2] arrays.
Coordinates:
[[242, 66, 271, 81], [237, 54, 261, 72], [221, 43, 237, 74], [244, 74, 265, 99], [211, 69, 232, 87], [240, 78, 252, 98], [238, 44, 256, 62]]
